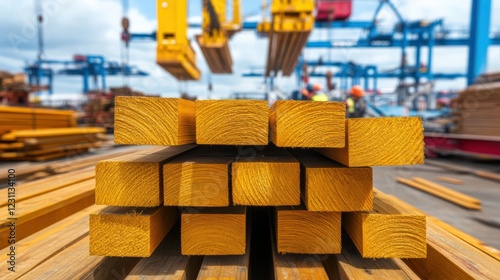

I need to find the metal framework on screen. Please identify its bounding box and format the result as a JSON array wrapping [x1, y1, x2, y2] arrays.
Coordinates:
[[24, 55, 148, 94]]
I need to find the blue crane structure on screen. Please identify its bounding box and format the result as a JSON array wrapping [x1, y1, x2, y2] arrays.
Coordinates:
[[128, 0, 498, 93], [24, 55, 149, 95]]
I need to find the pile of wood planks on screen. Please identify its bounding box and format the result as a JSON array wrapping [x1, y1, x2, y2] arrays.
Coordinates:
[[0, 106, 76, 133], [454, 82, 500, 136], [3, 97, 500, 278], [0, 127, 107, 161]]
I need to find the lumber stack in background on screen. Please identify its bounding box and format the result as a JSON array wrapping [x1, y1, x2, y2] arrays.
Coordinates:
[[0, 127, 107, 161], [0, 106, 76, 133], [454, 82, 500, 136]]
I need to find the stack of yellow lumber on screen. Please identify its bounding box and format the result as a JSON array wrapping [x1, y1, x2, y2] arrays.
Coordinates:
[[0, 127, 107, 161], [454, 82, 500, 136], [90, 98, 429, 269], [0, 106, 76, 133], [2, 97, 500, 278]]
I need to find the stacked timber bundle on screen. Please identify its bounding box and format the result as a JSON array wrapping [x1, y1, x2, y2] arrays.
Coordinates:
[[454, 82, 500, 136], [1, 97, 500, 278], [0, 127, 107, 161], [0, 106, 76, 133], [0, 71, 48, 105], [475, 71, 500, 84], [88, 96, 433, 278]]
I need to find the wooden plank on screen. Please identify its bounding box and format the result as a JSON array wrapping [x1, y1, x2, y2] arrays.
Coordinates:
[[195, 100, 268, 145], [114, 96, 196, 145], [196, 217, 251, 280], [404, 219, 500, 279], [0, 142, 24, 150], [126, 224, 203, 280], [90, 206, 179, 257], [269, 100, 345, 148], [396, 177, 481, 210], [292, 150, 373, 211], [378, 189, 500, 262], [0, 179, 95, 249], [275, 206, 341, 254], [18, 236, 140, 280], [270, 216, 329, 280], [232, 149, 300, 206], [0, 205, 104, 277], [322, 234, 420, 280], [0, 166, 94, 207], [413, 177, 480, 205], [181, 207, 246, 255], [1, 127, 105, 141], [343, 191, 427, 258], [436, 176, 464, 185], [163, 152, 232, 207], [318, 117, 424, 166], [0, 106, 75, 116], [96, 146, 195, 207]]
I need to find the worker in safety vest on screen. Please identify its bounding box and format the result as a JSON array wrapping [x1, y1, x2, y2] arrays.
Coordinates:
[[311, 84, 329, 101], [346, 85, 366, 118]]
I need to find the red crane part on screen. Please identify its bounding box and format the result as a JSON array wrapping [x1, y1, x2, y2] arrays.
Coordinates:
[[315, 0, 352, 22]]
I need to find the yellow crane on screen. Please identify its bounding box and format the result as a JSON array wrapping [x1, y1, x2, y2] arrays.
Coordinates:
[[155, 0, 313, 80]]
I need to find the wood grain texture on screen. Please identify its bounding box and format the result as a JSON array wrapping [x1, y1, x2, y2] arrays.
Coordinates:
[[0, 179, 95, 249], [343, 191, 427, 258], [114, 96, 196, 145], [396, 177, 481, 210], [196, 219, 251, 280], [195, 100, 268, 145], [270, 100, 345, 148], [318, 117, 425, 166], [322, 234, 420, 280], [404, 221, 500, 280], [181, 207, 246, 255], [0, 205, 104, 277], [0, 166, 94, 207], [270, 216, 329, 280], [232, 150, 300, 206], [276, 206, 341, 254], [126, 224, 203, 280], [18, 236, 140, 280], [293, 150, 373, 211], [96, 146, 195, 207], [164, 153, 232, 207], [90, 206, 179, 257]]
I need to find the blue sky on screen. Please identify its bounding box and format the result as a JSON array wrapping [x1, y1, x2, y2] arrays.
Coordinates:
[[0, 0, 499, 100]]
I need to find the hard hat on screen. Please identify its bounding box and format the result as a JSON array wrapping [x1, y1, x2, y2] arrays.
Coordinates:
[[313, 84, 322, 92], [350, 85, 364, 97]]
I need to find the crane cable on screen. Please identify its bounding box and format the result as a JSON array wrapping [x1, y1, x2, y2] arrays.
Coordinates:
[[121, 0, 130, 88]]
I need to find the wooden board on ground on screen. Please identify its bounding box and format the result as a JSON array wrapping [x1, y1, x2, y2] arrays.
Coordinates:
[[90, 206, 179, 257], [96, 146, 195, 207], [181, 207, 246, 255], [276, 206, 341, 254], [292, 150, 372, 211], [114, 96, 196, 145], [396, 177, 481, 210], [0, 166, 95, 207], [163, 150, 233, 207], [318, 117, 424, 166], [0, 179, 95, 249], [343, 191, 427, 258], [436, 176, 464, 185], [195, 100, 268, 145], [0, 205, 104, 277], [322, 234, 420, 279], [270, 100, 345, 148], [232, 148, 300, 206], [126, 223, 203, 280]]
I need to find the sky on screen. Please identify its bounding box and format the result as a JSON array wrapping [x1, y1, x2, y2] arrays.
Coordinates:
[[0, 0, 499, 100]]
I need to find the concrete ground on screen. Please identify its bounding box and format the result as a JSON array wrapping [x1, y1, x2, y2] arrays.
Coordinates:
[[374, 157, 500, 249]]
